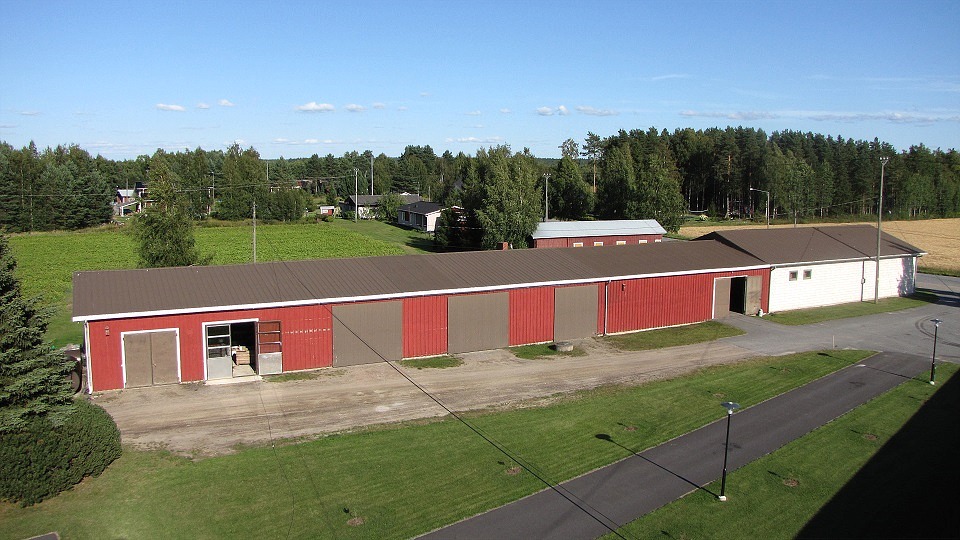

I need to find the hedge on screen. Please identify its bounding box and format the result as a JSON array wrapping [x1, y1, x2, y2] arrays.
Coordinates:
[[0, 399, 122, 505]]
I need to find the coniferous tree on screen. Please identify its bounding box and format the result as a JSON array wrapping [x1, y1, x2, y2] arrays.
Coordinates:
[[0, 235, 73, 432]]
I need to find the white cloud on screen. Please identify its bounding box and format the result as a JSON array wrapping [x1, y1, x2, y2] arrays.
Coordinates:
[[576, 105, 618, 116], [558, 105, 570, 116], [218, 99, 235, 107], [345, 104, 366, 113], [372, 102, 386, 109], [466, 110, 481, 116], [0, 124, 16, 129], [398, 106, 409, 111], [500, 108, 512, 114], [680, 110, 777, 121], [19, 110, 41, 116], [304, 138, 320, 144], [156, 103, 186, 112], [297, 101, 335, 112], [649, 73, 690, 81], [420, 91, 431, 97], [537, 107, 555, 116], [446, 136, 504, 144], [197, 102, 210, 109]]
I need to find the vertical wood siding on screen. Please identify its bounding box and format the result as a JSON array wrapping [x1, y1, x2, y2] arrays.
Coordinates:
[[508, 287, 555, 345], [402, 296, 448, 358]]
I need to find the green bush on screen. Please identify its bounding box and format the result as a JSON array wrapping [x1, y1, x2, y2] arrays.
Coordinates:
[[0, 399, 122, 505]]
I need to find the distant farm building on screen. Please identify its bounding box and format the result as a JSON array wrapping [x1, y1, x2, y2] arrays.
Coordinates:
[[531, 220, 666, 248], [397, 201, 444, 232]]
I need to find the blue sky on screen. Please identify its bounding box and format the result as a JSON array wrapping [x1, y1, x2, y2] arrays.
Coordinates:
[[2, 0, 958, 160]]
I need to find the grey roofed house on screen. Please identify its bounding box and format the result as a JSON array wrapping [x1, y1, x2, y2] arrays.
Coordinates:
[[397, 201, 444, 232], [697, 225, 926, 266], [341, 194, 422, 218], [72, 239, 766, 321], [531, 219, 667, 239]]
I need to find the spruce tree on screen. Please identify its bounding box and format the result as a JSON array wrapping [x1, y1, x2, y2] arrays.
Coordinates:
[[0, 234, 73, 432]]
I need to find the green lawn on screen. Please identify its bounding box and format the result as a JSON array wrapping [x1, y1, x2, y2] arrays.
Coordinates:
[[333, 218, 438, 254], [398, 356, 463, 369], [0, 350, 871, 539], [8, 222, 408, 346], [766, 290, 939, 325], [608, 362, 958, 539], [510, 343, 587, 359], [604, 321, 744, 351]]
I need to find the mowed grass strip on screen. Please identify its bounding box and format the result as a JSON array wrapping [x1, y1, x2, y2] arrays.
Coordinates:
[[765, 290, 938, 326], [605, 321, 744, 351], [510, 343, 587, 359], [607, 363, 958, 540], [398, 356, 463, 369], [0, 349, 870, 540], [8, 222, 406, 346]]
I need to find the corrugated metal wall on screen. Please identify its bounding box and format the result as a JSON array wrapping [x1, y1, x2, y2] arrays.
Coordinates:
[[607, 269, 768, 333], [403, 296, 447, 358], [509, 287, 554, 345]]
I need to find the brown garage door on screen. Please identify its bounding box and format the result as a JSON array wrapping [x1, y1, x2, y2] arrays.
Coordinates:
[[713, 278, 731, 319], [333, 301, 402, 366], [554, 285, 599, 341], [745, 275, 762, 315], [448, 292, 508, 354], [123, 330, 179, 387]]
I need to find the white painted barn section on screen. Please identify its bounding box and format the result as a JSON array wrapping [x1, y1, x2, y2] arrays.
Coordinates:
[[699, 225, 924, 313]]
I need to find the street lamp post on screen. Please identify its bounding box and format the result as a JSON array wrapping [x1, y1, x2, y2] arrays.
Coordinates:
[[719, 401, 740, 501], [875, 157, 890, 303], [543, 173, 550, 222], [930, 319, 942, 385], [749, 188, 770, 229]]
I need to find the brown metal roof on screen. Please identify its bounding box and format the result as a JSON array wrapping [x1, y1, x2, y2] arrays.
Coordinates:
[[697, 225, 925, 265], [73, 240, 767, 321]]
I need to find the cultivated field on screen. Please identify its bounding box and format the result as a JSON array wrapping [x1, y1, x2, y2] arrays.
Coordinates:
[[680, 217, 960, 273]]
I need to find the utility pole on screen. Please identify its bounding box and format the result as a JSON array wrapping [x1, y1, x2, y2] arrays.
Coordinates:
[[354, 168, 359, 223], [252, 200, 257, 264], [543, 173, 550, 221], [370, 155, 374, 195], [875, 157, 889, 303]]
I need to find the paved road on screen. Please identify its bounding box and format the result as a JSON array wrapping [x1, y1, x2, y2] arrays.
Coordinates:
[[420, 352, 933, 540]]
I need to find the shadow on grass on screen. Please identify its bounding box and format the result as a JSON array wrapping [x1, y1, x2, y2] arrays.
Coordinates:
[[797, 372, 960, 539]]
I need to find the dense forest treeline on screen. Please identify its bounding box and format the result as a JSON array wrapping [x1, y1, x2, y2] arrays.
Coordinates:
[[1, 127, 957, 244]]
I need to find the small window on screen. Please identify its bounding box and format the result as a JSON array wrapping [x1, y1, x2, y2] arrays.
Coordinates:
[[572, 242, 584, 247], [654, 239, 662, 242], [789, 271, 798, 281], [803, 269, 812, 280], [639, 239, 648, 244], [593, 241, 604, 247], [616, 240, 627, 246]]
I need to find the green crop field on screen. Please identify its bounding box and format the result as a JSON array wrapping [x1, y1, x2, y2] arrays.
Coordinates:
[[8, 221, 409, 346]]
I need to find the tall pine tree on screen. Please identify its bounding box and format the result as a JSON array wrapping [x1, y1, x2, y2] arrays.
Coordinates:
[[0, 234, 73, 432]]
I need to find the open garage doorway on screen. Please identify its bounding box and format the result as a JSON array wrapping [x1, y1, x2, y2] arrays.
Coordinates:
[[714, 276, 762, 318], [205, 320, 258, 380]]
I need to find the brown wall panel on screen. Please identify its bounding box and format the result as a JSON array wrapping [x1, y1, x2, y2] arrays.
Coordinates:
[[448, 292, 508, 354], [333, 301, 402, 366], [555, 285, 600, 340], [746, 275, 763, 315], [713, 278, 731, 319], [123, 333, 152, 388], [150, 331, 179, 385]]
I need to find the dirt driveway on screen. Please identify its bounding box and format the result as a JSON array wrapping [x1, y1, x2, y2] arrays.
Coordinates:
[[93, 337, 755, 457]]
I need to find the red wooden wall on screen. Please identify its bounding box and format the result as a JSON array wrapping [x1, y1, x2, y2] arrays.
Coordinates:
[[508, 287, 554, 345], [402, 296, 447, 358]]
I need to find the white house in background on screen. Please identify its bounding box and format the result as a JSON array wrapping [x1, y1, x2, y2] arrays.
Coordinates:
[[699, 225, 925, 313], [397, 201, 444, 232], [341, 194, 421, 219]]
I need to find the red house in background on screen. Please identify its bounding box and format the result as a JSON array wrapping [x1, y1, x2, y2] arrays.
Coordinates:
[[531, 220, 666, 248]]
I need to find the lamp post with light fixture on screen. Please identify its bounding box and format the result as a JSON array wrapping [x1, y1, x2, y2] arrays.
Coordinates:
[[930, 318, 942, 385], [749, 188, 770, 229], [719, 401, 740, 501]]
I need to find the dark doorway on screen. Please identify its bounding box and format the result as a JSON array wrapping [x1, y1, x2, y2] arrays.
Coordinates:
[[730, 277, 747, 314]]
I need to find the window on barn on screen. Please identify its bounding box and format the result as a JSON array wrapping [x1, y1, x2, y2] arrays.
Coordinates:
[[593, 241, 604, 246], [639, 239, 648, 244], [803, 269, 812, 280], [616, 240, 626, 245], [789, 271, 798, 281], [573, 242, 584, 247]]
